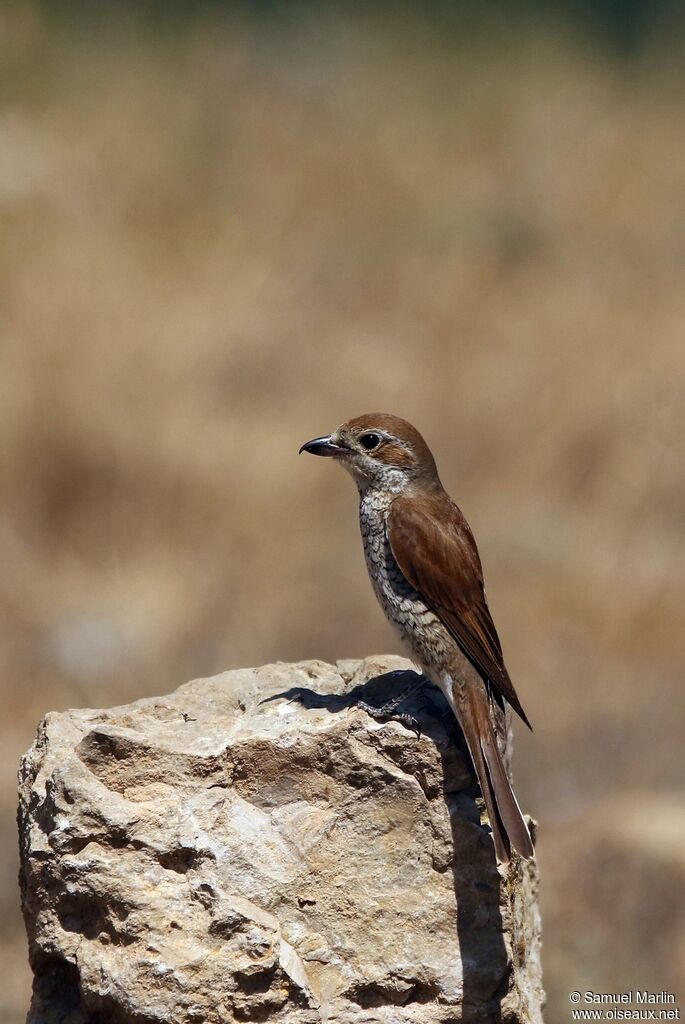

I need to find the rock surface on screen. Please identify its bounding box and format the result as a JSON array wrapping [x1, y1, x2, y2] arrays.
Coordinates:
[[18, 656, 543, 1023]]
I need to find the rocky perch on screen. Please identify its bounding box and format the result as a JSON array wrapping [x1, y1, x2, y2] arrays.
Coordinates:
[[18, 656, 543, 1024]]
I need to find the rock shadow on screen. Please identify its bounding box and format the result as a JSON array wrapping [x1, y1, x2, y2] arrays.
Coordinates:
[[264, 670, 509, 1021]]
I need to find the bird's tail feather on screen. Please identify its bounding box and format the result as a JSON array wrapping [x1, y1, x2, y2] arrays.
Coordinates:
[[451, 681, 534, 863]]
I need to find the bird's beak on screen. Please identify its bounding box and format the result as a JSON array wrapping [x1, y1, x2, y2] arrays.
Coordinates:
[[299, 435, 347, 457]]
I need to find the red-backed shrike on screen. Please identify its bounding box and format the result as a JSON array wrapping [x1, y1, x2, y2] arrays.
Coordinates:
[[300, 413, 533, 863]]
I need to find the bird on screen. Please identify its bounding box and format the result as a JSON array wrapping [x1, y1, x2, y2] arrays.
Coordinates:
[[299, 413, 534, 863]]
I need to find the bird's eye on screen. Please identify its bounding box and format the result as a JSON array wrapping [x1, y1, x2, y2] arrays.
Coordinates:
[[359, 432, 382, 451]]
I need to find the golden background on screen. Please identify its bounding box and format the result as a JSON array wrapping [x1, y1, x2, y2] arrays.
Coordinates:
[[1, 4, 684, 1021]]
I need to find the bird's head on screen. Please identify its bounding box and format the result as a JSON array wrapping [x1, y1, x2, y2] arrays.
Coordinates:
[[299, 413, 439, 493]]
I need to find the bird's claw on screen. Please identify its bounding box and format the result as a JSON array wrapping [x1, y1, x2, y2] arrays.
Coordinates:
[[354, 699, 423, 738]]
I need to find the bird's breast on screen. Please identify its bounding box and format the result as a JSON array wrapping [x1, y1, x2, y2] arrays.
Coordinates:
[[358, 493, 454, 672]]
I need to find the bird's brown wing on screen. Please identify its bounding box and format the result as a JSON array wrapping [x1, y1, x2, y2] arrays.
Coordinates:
[[387, 491, 531, 729]]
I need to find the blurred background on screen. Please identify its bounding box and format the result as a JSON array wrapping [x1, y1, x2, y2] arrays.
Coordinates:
[[1, 1, 684, 1020]]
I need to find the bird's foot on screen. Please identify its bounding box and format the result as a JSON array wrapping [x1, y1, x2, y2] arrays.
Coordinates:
[[353, 676, 431, 737], [354, 700, 424, 737]]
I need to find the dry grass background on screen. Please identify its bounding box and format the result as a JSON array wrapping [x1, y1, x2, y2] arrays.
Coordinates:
[[1, 3, 684, 1021]]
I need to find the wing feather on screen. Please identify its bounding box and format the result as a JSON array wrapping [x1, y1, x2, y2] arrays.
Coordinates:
[[387, 492, 531, 728]]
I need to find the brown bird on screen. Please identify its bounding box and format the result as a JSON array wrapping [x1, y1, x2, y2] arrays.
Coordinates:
[[299, 413, 533, 863]]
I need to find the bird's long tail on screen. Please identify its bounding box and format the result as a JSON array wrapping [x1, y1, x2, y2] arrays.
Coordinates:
[[447, 678, 534, 863]]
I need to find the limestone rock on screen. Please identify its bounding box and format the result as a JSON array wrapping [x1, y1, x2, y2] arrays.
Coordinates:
[[18, 655, 544, 1023]]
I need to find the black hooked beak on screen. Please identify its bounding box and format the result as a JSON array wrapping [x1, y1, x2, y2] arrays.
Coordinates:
[[299, 434, 347, 457]]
